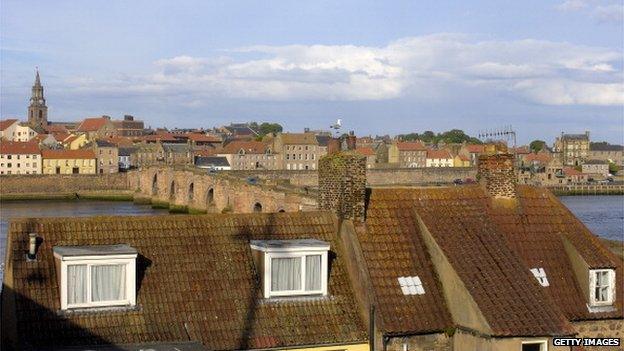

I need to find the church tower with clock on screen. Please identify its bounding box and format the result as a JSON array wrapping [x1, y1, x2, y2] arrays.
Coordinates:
[[28, 69, 48, 129]]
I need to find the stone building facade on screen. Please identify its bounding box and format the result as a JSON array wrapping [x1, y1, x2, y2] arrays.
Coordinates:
[[273, 132, 325, 170], [554, 131, 590, 166], [388, 141, 427, 167], [94, 139, 119, 174], [0, 141, 41, 175]]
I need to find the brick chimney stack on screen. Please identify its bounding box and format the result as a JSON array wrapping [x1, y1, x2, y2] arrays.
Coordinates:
[[346, 131, 357, 150], [318, 152, 367, 222], [478, 144, 517, 199]]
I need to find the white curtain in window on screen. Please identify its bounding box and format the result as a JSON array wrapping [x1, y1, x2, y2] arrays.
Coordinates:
[[305, 255, 322, 291], [596, 271, 609, 301], [91, 264, 126, 302], [67, 264, 87, 304], [271, 257, 301, 291]]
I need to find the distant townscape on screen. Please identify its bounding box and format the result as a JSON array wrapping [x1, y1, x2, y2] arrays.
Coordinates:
[[1, 71, 622, 188]]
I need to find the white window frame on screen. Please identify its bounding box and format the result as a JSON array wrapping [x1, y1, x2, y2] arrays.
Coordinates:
[[54, 253, 137, 310], [589, 269, 616, 306], [521, 339, 547, 351], [251, 244, 329, 298]]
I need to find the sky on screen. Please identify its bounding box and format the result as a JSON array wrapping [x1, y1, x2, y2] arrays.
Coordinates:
[[1, 0, 623, 144]]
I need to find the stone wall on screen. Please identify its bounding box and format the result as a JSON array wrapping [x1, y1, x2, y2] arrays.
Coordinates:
[[573, 319, 624, 351], [477, 153, 517, 198], [223, 167, 476, 187], [318, 152, 367, 222], [0, 173, 130, 194]]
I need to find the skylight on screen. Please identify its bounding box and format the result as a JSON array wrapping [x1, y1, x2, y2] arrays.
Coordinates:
[[530, 268, 549, 287], [398, 276, 425, 295]]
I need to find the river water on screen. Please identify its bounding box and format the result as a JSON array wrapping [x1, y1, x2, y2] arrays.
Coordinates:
[[0, 196, 623, 280]]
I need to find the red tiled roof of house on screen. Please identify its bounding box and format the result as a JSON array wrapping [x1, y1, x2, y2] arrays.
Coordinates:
[[563, 167, 584, 176], [362, 187, 576, 337], [355, 146, 375, 156], [62, 134, 81, 144], [464, 144, 485, 153], [194, 149, 218, 157], [75, 117, 110, 132], [4, 212, 367, 349], [187, 133, 221, 143], [458, 154, 470, 161], [396, 141, 427, 151], [525, 152, 552, 163], [41, 149, 96, 159], [43, 124, 69, 133], [512, 146, 530, 154], [426, 149, 452, 159], [493, 186, 622, 321], [0, 141, 40, 154], [136, 133, 179, 143], [220, 140, 270, 154], [0, 119, 18, 131], [51, 132, 71, 142], [103, 135, 134, 147]]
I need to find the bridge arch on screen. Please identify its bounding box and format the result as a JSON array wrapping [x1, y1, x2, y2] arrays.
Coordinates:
[[253, 202, 263, 213], [169, 181, 176, 201], [206, 188, 214, 206], [188, 182, 194, 201], [151, 174, 158, 196]]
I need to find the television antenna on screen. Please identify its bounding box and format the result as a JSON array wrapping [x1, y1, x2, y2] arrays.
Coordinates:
[[478, 125, 517, 149]]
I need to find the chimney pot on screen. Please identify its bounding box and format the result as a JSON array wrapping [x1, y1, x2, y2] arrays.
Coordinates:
[[28, 233, 37, 260]]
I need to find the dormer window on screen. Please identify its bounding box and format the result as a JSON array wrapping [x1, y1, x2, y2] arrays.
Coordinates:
[[250, 239, 329, 298], [589, 269, 615, 307], [53, 245, 137, 310], [530, 268, 549, 287]]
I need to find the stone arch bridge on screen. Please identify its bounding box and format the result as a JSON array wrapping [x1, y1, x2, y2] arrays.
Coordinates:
[[130, 167, 317, 214]]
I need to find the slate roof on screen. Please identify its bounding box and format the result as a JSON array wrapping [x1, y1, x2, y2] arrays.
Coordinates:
[[590, 143, 624, 151], [492, 186, 623, 321], [118, 147, 136, 156], [3, 212, 367, 350], [195, 156, 230, 168], [359, 187, 579, 337], [162, 143, 191, 154], [315, 135, 331, 147], [0, 141, 40, 155]]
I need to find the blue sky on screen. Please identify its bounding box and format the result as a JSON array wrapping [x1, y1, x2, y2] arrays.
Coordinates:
[[1, 0, 623, 144]]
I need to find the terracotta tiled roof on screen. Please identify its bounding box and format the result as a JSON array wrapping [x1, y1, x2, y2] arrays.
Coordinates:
[[76, 117, 111, 132], [4, 212, 367, 350], [356, 192, 454, 335], [511, 146, 530, 154], [458, 154, 470, 162], [492, 186, 623, 321], [361, 187, 575, 337], [563, 167, 584, 176], [187, 133, 221, 143], [279, 133, 319, 145], [464, 144, 485, 153], [62, 134, 80, 144], [41, 149, 96, 159], [524, 153, 552, 163], [355, 147, 375, 156], [426, 149, 452, 159], [0, 141, 40, 154], [136, 134, 179, 143], [104, 135, 134, 147], [220, 141, 270, 154], [43, 124, 69, 133], [396, 141, 426, 151], [0, 119, 18, 131]]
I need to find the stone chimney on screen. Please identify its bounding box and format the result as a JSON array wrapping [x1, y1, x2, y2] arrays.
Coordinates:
[[327, 138, 341, 155], [477, 144, 517, 199], [318, 152, 367, 222], [346, 131, 357, 150]]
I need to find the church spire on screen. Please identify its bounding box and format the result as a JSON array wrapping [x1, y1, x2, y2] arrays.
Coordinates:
[[28, 68, 48, 129]]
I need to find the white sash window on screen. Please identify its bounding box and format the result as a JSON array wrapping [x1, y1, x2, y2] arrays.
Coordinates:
[[251, 239, 329, 298], [589, 269, 615, 306], [54, 245, 137, 310]]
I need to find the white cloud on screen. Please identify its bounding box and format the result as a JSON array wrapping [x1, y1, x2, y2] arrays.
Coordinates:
[[64, 34, 623, 106], [555, 0, 623, 23]]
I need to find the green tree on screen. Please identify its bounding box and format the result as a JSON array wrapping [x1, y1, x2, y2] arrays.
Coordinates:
[[258, 122, 283, 136], [609, 162, 619, 174], [529, 140, 546, 153]]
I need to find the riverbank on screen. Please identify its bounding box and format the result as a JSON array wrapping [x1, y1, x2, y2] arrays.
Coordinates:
[[0, 190, 134, 201], [548, 184, 624, 196]]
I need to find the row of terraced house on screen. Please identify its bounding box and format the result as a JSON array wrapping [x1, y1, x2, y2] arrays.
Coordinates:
[[2, 146, 622, 351]]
